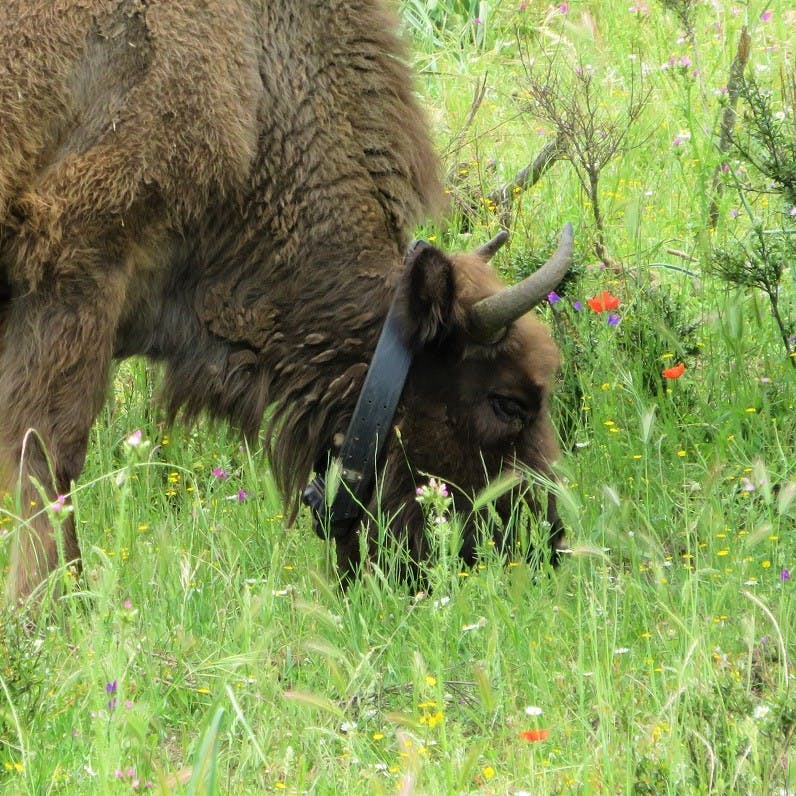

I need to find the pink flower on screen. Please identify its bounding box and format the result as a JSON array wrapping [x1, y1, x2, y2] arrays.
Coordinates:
[[212, 467, 229, 479], [761, 10, 772, 22], [126, 429, 143, 447], [559, 3, 569, 13], [51, 494, 67, 513]]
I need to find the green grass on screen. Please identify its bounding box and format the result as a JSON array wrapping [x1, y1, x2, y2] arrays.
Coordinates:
[[2, 1, 795, 793]]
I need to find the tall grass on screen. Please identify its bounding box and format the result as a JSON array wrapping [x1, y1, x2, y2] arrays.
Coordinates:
[[2, 0, 794, 793]]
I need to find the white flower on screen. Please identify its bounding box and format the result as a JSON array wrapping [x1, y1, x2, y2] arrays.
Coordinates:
[[524, 705, 543, 716], [753, 705, 770, 720]]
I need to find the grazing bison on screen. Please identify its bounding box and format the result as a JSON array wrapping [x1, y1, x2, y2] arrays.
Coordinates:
[[0, 0, 572, 601]]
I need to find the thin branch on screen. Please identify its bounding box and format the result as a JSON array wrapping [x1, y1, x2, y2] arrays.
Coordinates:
[[442, 74, 488, 160], [485, 135, 563, 227], [708, 26, 751, 228]]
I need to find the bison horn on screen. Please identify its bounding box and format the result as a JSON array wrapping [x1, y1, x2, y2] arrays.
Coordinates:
[[475, 230, 509, 261], [469, 222, 574, 343]]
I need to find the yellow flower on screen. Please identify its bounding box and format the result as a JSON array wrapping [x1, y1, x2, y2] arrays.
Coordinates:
[[422, 710, 444, 728], [482, 765, 495, 780]]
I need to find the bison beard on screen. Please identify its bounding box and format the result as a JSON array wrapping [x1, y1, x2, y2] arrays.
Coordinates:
[[0, 0, 570, 603]]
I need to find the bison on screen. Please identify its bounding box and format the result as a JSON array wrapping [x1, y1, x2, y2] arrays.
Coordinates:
[[0, 0, 572, 602]]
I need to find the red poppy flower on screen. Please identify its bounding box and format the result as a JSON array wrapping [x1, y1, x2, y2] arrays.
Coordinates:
[[520, 728, 550, 742], [662, 362, 686, 379], [586, 291, 621, 313]]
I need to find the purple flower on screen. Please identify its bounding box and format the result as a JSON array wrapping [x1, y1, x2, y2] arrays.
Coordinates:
[[761, 10, 772, 22], [679, 55, 692, 67], [559, 3, 569, 13], [607, 313, 621, 326], [572, 300, 583, 311], [782, 569, 791, 581], [237, 489, 247, 503], [212, 467, 229, 479], [106, 679, 118, 712], [547, 291, 561, 305]]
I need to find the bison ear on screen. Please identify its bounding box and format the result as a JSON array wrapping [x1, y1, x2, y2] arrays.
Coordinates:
[[402, 241, 457, 346]]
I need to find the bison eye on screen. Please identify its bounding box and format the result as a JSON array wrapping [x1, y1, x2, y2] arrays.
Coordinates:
[[488, 394, 529, 424]]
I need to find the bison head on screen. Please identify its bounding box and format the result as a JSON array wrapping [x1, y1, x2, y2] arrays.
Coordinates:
[[326, 226, 573, 581]]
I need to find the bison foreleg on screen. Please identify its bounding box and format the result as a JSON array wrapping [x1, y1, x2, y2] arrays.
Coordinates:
[[1, 274, 124, 604]]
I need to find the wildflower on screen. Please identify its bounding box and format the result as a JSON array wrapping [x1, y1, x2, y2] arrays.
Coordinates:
[[662, 362, 685, 379], [587, 291, 620, 313], [212, 467, 229, 479], [753, 704, 770, 719], [106, 679, 118, 712], [673, 131, 691, 147], [558, 3, 569, 13], [524, 705, 543, 716], [547, 291, 561, 305], [123, 599, 133, 609], [126, 429, 143, 447], [416, 477, 450, 501], [607, 313, 621, 326], [761, 10, 772, 22], [51, 494, 67, 513], [420, 710, 444, 728], [781, 569, 791, 581], [678, 55, 692, 67], [572, 300, 582, 311], [481, 765, 496, 780], [237, 489, 247, 503], [520, 728, 550, 742]]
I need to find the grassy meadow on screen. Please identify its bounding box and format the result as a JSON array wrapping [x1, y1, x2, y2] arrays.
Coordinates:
[[2, 0, 795, 793]]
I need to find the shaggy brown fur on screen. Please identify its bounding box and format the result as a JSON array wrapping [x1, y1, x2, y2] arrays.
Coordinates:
[[0, 0, 562, 601]]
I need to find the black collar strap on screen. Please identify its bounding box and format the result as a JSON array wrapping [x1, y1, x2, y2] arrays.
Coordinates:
[[302, 291, 413, 541]]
